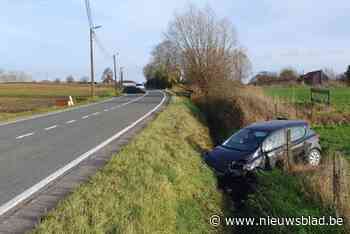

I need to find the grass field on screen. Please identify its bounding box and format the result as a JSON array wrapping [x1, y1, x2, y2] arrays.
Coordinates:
[[31, 97, 231, 234], [0, 83, 114, 98], [314, 125, 350, 156], [0, 83, 116, 122], [264, 86, 350, 112]]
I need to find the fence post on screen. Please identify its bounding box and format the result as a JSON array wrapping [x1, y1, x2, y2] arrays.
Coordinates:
[[333, 152, 341, 217], [274, 99, 278, 119], [327, 90, 331, 106], [310, 103, 314, 123], [285, 129, 293, 172]]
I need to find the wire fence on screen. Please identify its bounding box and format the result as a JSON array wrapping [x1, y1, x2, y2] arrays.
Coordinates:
[[282, 134, 350, 222]]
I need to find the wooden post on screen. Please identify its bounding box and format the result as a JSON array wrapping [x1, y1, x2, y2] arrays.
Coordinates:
[[333, 152, 341, 215], [274, 99, 278, 119], [286, 129, 293, 172]]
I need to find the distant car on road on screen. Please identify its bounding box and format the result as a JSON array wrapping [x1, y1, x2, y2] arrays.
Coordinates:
[[136, 83, 146, 91], [204, 120, 321, 177], [123, 86, 146, 94]]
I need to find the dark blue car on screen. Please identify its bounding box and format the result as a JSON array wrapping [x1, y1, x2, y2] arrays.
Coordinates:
[[204, 120, 322, 177]]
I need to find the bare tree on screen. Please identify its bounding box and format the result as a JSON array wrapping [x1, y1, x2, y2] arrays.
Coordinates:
[[165, 5, 250, 93], [66, 75, 75, 84], [232, 48, 252, 82], [323, 67, 337, 80]]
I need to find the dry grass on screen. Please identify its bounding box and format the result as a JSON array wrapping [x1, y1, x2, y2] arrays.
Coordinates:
[[0, 97, 55, 113], [301, 153, 350, 225], [0, 83, 117, 122], [192, 81, 297, 142], [0, 83, 113, 98]]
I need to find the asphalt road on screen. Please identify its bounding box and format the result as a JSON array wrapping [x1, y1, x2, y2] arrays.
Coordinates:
[[0, 90, 165, 212]]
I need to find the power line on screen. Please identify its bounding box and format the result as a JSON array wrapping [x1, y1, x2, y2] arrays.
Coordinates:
[[94, 33, 113, 60], [84, 0, 93, 28]]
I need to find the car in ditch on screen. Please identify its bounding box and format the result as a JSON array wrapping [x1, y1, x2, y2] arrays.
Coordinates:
[[204, 120, 322, 177]]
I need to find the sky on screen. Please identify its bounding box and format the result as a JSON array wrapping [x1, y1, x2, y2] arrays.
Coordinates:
[[1, 0, 349, 82]]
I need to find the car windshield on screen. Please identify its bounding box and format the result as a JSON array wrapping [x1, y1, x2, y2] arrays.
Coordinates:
[[222, 128, 269, 151]]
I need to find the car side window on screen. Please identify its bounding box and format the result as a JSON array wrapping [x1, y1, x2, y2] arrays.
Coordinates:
[[290, 127, 306, 142], [263, 130, 286, 152]]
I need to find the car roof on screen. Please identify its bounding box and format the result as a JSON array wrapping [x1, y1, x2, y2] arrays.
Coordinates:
[[247, 120, 308, 132]]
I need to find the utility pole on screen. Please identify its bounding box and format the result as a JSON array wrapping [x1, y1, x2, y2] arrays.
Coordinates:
[[89, 25, 102, 98], [89, 28, 95, 98], [120, 66, 124, 89], [113, 53, 118, 94]]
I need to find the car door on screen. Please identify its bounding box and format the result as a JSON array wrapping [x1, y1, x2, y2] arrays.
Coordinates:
[[262, 129, 286, 168], [290, 126, 307, 160]]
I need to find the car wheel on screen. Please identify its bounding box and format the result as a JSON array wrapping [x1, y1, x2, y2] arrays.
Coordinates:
[[307, 149, 321, 166]]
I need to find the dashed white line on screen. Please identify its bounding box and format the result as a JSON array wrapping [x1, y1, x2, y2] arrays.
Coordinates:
[[82, 115, 89, 119], [16, 132, 35, 140], [104, 109, 109, 112], [66, 120, 76, 124], [92, 112, 100, 116], [45, 125, 58, 131]]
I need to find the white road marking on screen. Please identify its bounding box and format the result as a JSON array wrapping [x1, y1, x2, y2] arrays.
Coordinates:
[[82, 115, 90, 119], [0, 91, 164, 217], [16, 132, 35, 140], [45, 125, 58, 131], [104, 109, 109, 112], [110, 94, 147, 111], [66, 120, 76, 124], [92, 112, 100, 116]]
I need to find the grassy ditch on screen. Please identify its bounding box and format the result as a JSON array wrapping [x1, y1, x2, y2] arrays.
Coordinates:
[[190, 83, 348, 233], [32, 96, 231, 234]]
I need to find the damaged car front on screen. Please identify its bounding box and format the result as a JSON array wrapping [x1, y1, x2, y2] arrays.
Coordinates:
[[204, 128, 269, 177]]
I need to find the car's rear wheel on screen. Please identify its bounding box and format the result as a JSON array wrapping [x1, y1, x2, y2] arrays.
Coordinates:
[[307, 149, 321, 166]]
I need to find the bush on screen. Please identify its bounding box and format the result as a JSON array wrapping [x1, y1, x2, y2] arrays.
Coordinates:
[[192, 79, 292, 143]]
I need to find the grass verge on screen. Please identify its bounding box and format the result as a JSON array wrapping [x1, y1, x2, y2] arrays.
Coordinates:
[[31, 96, 230, 234], [235, 170, 346, 234]]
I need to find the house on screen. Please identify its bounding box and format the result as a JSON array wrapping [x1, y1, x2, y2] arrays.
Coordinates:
[[300, 70, 329, 86]]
